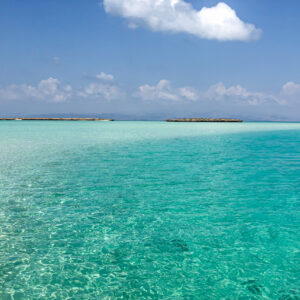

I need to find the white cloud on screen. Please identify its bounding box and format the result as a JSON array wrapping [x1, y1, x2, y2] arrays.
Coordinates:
[[0, 75, 122, 103], [137, 80, 287, 106], [280, 81, 300, 105], [207, 82, 282, 105], [79, 82, 120, 100], [96, 72, 115, 81], [103, 0, 261, 41], [38, 78, 72, 102], [138, 80, 178, 101], [0, 78, 72, 102], [2, 76, 299, 110], [179, 86, 198, 101], [281, 81, 300, 96], [137, 79, 197, 101], [79, 72, 120, 100]]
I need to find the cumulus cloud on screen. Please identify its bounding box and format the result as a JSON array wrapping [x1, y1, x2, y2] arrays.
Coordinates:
[[179, 86, 198, 101], [138, 80, 178, 101], [281, 82, 300, 96], [96, 72, 115, 81], [79, 72, 120, 100], [0, 78, 72, 102], [78, 82, 121, 100], [2, 76, 299, 112], [0, 72, 122, 102], [137, 80, 197, 101], [103, 0, 261, 41], [136, 80, 287, 106], [280, 81, 300, 105], [206, 82, 282, 105]]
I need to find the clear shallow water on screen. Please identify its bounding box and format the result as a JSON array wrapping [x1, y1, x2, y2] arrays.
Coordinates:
[[0, 121, 299, 299]]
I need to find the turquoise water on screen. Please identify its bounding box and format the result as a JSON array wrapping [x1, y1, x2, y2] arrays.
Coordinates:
[[0, 121, 299, 299]]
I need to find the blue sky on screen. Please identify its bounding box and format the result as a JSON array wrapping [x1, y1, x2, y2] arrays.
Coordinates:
[[0, 0, 300, 120]]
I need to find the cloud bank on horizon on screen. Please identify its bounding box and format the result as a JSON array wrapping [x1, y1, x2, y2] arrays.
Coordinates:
[[103, 0, 261, 41], [0, 73, 298, 106], [1, 73, 300, 120], [137, 80, 287, 106]]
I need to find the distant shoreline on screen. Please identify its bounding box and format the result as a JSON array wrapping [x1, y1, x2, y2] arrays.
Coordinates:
[[1, 118, 299, 122], [0, 118, 114, 121], [166, 118, 243, 122]]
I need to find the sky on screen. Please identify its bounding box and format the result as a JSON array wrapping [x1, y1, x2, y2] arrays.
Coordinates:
[[0, 0, 300, 120]]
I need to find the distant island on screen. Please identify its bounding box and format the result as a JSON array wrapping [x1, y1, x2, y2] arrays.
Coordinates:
[[0, 118, 114, 121], [0, 117, 243, 122], [166, 118, 243, 122]]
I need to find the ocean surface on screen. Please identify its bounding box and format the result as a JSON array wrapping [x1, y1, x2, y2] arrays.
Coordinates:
[[0, 121, 299, 299]]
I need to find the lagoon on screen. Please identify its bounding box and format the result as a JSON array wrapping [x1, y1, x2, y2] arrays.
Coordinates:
[[0, 121, 299, 299]]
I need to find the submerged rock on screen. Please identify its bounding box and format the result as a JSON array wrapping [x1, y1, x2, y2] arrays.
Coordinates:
[[171, 239, 189, 252], [242, 279, 262, 295]]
